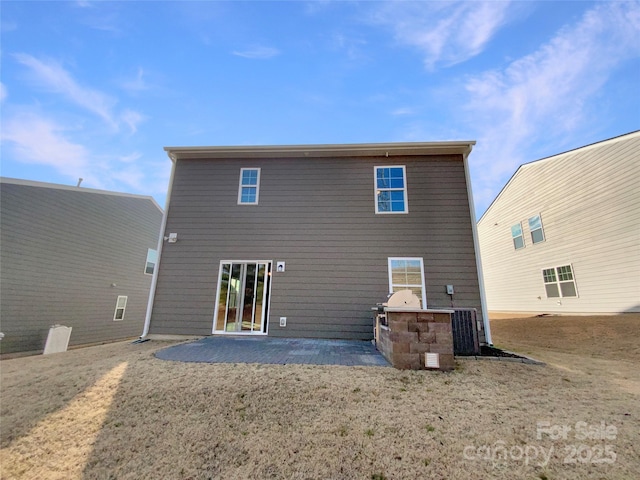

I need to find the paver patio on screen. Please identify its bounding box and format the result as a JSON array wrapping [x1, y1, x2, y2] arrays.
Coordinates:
[[154, 336, 390, 367]]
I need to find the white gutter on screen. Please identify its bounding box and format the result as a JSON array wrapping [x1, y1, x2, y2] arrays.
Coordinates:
[[141, 158, 177, 338], [463, 152, 493, 345]]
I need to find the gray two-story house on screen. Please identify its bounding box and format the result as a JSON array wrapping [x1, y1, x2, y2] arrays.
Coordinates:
[[143, 142, 491, 344], [0, 178, 163, 355]]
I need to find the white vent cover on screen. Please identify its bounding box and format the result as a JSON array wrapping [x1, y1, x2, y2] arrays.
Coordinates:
[[386, 289, 421, 308], [425, 352, 440, 369]]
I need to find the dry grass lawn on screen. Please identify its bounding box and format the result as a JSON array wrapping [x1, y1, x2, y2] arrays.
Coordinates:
[[1, 314, 639, 479]]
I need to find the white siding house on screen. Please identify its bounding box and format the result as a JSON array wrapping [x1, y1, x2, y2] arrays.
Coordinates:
[[477, 131, 640, 315]]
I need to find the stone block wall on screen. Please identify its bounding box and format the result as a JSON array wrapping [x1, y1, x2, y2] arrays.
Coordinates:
[[376, 310, 454, 371]]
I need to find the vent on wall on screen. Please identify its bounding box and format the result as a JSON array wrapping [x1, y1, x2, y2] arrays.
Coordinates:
[[425, 352, 440, 369]]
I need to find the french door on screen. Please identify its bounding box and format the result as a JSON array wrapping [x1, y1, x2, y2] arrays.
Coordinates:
[[214, 261, 271, 334]]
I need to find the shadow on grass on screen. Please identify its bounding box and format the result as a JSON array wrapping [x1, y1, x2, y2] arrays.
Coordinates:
[[0, 341, 154, 450]]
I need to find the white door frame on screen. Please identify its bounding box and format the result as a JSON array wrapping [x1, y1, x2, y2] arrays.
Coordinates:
[[212, 260, 272, 335]]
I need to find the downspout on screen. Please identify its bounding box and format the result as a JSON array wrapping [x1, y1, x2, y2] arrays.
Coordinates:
[[463, 147, 493, 345], [141, 156, 177, 338]]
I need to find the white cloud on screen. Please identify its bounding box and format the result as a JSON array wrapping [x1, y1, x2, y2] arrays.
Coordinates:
[[232, 46, 281, 59], [1, 112, 91, 176], [14, 53, 119, 128], [0, 110, 163, 194], [463, 1, 640, 212], [332, 33, 368, 62], [118, 152, 142, 164], [0, 82, 7, 102], [110, 164, 147, 190], [13, 53, 146, 136], [120, 109, 146, 135], [120, 67, 149, 93], [391, 107, 415, 116], [369, 1, 512, 68]]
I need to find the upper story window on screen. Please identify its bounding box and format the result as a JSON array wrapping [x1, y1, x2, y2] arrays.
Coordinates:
[[542, 265, 578, 298], [145, 248, 158, 275], [238, 168, 261, 205], [388, 257, 427, 308], [375, 166, 408, 214], [511, 223, 525, 250], [528, 215, 545, 244]]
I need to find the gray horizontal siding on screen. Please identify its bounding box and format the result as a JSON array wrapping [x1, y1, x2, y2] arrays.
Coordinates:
[[150, 155, 483, 340], [0, 181, 163, 354]]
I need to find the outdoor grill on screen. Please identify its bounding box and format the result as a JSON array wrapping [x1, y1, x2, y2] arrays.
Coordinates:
[[374, 290, 421, 336]]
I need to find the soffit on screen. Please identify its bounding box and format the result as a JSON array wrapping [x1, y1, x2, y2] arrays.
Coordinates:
[[164, 141, 475, 162]]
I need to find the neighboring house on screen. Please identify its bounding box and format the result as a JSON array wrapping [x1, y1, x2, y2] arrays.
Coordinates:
[[477, 131, 640, 315], [0, 178, 163, 355], [143, 141, 492, 344]]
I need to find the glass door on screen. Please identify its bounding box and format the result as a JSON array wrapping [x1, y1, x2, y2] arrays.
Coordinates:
[[215, 261, 270, 334]]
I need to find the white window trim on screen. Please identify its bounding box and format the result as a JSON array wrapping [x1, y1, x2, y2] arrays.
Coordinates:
[[511, 222, 525, 250], [144, 248, 157, 275], [237, 168, 261, 205], [113, 295, 128, 321], [528, 214, 546, 244], [542, 264, 578, 298], [387, 257, 427, 308], [374, 165, 408, 214]]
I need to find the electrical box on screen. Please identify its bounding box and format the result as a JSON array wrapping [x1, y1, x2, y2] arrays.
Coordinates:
[[279, 317, 287, 327], [446, 285, 454, 295]]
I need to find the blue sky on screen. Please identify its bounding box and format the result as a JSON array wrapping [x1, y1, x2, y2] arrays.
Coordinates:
[[1, 1, 639, 216]]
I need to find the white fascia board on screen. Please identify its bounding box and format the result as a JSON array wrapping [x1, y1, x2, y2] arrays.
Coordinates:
[[164, 141, 476, 161]]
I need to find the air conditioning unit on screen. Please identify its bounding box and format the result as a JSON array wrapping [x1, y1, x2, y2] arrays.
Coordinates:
[[451, 309, 480, 355]]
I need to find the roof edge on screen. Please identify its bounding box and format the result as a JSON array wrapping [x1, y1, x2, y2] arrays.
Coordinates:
[[0, 177, 163, 213], [164, 141, 476, 161]]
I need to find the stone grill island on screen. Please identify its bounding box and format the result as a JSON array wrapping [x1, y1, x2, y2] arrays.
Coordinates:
[[374, 290, 455, 371]]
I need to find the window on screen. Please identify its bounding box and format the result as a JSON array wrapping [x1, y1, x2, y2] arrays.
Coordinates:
[[144, 248, 158, 275], [238, 168, 260, 205], [113, 296, 128, 321], [542, 265, 577, 298], [388, 257, 427, 308], [511, 223, 525, 250], [528, 215, 545, 244], [375, 166, 408, 214]]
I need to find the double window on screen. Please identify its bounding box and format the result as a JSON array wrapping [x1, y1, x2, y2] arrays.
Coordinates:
[[375, 166, 408, 214], [388, 257, 427, 308], [238, 168, 261, 205], [511, 214, 545, 250], [542, 265, 578, 298]]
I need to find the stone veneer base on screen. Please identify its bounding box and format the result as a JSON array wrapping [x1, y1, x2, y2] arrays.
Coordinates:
[[376, 309, 455, 371]]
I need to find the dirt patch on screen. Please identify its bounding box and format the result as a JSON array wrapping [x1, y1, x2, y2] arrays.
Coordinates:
[[1, 319, 639, 479], [490, 313, 640, 362]]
